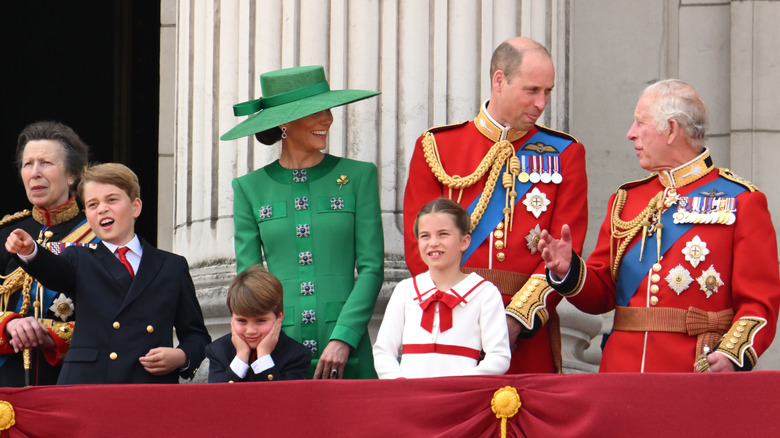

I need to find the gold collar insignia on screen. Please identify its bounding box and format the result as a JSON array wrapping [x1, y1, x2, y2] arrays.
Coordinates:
[[657, 149, 715, 188], [32, 196, 80, 226], [474, 105, 527, 143]]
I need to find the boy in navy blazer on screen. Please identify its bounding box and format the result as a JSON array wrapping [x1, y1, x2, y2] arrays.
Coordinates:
[[6, 163, 211, 384], [206, 265, 310, 382]]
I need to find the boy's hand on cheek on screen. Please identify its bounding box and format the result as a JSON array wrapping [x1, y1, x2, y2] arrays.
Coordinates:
[[139, 347, 187, 375], [257, 318, 282, 358], [230, 322, 251, 364], [6, 229, 35, 256]]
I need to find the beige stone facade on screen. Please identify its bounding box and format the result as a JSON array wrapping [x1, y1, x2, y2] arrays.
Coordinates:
[[159, 0, 780, 372]]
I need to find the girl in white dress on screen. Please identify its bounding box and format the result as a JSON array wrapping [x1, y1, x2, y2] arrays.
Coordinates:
[[373, 198, 511, 378]]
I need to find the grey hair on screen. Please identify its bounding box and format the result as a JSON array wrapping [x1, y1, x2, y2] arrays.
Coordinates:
[[643, 79, 708, 151]]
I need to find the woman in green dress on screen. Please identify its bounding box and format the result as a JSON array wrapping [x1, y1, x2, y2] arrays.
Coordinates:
[[221, 66, 383, 379]]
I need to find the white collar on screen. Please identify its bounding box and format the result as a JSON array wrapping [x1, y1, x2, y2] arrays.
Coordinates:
[[412, 271, 487, 306], [102, 235, 142, 256]]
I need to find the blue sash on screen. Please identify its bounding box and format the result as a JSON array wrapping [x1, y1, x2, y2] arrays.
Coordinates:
[[615, 177, 746, 306], [463, 130, 573, 264]]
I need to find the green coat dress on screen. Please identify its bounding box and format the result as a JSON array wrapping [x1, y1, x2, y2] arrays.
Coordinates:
[[232, 154, 384, 378]]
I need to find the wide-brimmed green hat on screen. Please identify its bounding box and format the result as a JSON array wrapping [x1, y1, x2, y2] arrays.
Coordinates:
[[220, 65, 380, 141]]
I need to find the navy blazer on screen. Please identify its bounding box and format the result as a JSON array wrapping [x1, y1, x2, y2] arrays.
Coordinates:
[[206, 331, 311, 382], [20, 237, 211, 384]]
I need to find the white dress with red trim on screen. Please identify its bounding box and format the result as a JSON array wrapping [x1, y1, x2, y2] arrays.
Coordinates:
[[373, 272, 510, 379]]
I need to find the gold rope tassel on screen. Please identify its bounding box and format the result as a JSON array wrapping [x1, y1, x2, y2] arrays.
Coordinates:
[[491, 386, 521, 438], [507, 155, 521, 232], [22, 231, 54, 387], [423, 132, 514, 232], [609, 190, 664, 281], [502, 172, 513, 239]]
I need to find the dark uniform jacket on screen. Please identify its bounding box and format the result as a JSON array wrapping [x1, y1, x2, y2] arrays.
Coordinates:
[[0, 200, 94, 386]]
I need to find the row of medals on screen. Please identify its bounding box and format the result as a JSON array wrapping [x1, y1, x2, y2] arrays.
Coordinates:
[[517, 155, 563, 184], [673, 195, 736, 225]]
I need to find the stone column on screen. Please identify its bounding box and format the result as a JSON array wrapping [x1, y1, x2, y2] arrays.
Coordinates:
[[729, 0, 780, 370]]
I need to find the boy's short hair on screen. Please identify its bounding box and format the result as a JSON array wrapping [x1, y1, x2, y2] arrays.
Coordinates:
[[77, 163, 141, 201], [227, 265, 284, 316]]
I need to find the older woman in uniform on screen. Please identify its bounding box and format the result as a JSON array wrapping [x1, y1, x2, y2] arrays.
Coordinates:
[[221, 66, 383, 379], [0, 121, 97, 386]]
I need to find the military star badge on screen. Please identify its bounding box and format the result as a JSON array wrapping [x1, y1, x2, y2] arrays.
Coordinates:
[[665, 264, 693, 295], [525, 224, 542, 254], [522, 188, 550, 219], [696, 265, 723, 298], [49, 293, 74, 321], [682, 235, 709, 268]]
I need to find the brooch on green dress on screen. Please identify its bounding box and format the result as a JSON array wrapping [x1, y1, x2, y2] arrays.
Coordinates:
[[293, 169, 307, 182], [300, 282, 315, 295], [298, 251, 313, 265], [259, 205, 273, 219], [295, 197, 309, 210], [302, 310, 316, 324], [337, 174, 349, 189], [296, 224, 311, 238], [303, 340, 318, 353]]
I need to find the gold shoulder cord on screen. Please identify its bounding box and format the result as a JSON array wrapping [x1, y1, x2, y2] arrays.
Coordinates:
[[0, 210, 30, 227], [609, 190, 664, 281], [422, 131, 516, 232]]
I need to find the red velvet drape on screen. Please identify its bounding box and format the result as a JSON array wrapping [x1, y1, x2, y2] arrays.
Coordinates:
[[1, 372, 778, 437]]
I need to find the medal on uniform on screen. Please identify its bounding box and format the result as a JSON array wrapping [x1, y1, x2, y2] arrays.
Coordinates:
[[522, 188, 550, 218], [696, 265, 723, 298], [540, 156, 552, 183], [682, 235, 709, 268], [551, 156, 563, 184], [529, 156, 541, 183], [49, 293, 75, 321], [675, 195, 736, 225], [525, 224, 542, 254], [518, 155, 530, 183], [665, 264, 693, 295]]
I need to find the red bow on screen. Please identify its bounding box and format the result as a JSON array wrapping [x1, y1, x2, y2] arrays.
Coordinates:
[[419, 290, 462, 334]]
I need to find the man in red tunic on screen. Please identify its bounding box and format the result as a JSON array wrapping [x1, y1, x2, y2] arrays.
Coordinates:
[[539, 79, 780, 372], [403, 37, 588, 373]]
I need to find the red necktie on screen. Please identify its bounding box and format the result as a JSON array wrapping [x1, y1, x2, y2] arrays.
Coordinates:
[[115, 247, 135, 278]]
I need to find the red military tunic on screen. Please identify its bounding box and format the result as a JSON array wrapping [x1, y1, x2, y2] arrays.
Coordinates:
[[555, 149, 780, 372], [404, 105, 588, 373]]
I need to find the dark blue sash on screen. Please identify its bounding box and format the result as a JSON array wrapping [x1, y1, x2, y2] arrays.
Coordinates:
[[463, 130, 573, 264], [615, 177, 746, 306]]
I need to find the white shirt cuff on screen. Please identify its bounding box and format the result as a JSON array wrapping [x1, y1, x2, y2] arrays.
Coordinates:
[[229, 356, 250, 378], [548, 265, 571, 284], [229, 354, 275, 378], [17, 244, 38, 262], [250, 354, 274, 374]]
